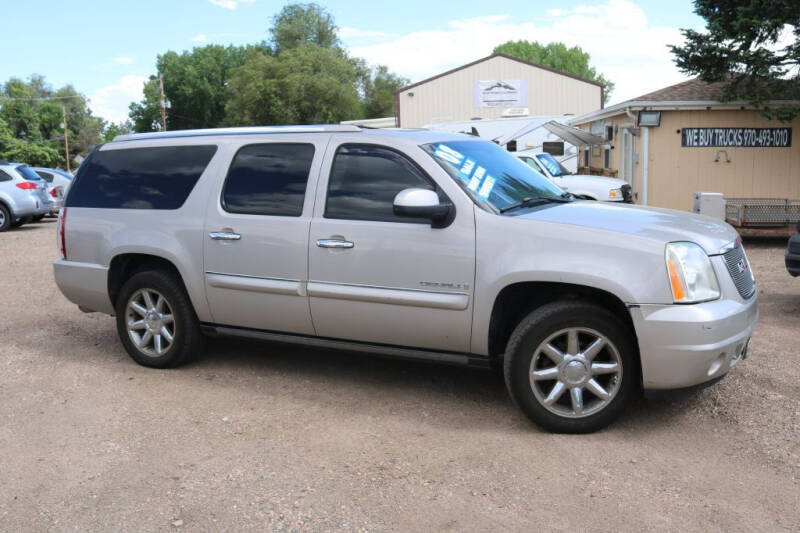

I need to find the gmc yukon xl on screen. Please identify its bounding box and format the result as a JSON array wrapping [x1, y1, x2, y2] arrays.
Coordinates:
[[53, 125, 758, 432]]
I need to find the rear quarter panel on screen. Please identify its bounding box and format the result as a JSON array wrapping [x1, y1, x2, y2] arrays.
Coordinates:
[[64, 138, 236, 321]]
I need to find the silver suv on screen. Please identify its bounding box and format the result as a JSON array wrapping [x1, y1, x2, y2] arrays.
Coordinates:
[[0, 161, 52, 231], [53, 125, 758, 432]]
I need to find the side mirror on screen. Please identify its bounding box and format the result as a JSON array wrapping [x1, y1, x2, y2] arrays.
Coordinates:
[[393, 188, 452, 228]]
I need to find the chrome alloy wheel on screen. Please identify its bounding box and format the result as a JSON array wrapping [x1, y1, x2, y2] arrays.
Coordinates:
[[529, 328, 623, 418], [0, 209, 6, 227], [125, 289, 176, 357]]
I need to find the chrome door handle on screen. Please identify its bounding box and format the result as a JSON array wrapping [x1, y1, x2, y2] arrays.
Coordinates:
[[209, 232, 241, 241], [316, 238, 354, 249]]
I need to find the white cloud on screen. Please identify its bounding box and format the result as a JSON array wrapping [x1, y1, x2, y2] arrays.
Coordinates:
[[113, 56, 134, 65], [208, 0, 255, 9], [88, 75, 147, 124], [191, 33, 208, 43], [338, 27, 392, 41], [345, 0, 690, 105]]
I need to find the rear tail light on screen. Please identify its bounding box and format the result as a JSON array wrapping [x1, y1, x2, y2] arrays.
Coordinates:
[[50, 188, 59, 198], [57, 208, 67, 260], [16, 182, 38, 190]]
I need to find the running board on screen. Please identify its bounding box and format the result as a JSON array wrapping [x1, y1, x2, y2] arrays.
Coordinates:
[[201, 324, 492, 369]]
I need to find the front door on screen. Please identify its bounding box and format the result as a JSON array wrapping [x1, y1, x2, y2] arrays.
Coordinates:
[[307, 141, 476, 352], [203, 139, 325, 334]]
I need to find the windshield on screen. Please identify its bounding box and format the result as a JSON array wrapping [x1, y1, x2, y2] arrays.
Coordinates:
[[518, 155, 548, 176], [423, 140, 566, 213], [16, 165, 43, 181], [535, 153, 571, 177]]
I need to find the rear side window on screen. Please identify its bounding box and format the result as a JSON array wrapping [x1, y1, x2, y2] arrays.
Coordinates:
[[222, 143, 315, 217], [325, 144, 434, 223], [67, 145, 217, 209], [36, 171, 54, 182], [0, 170, 12, 182], [16, 165, 42, 181]]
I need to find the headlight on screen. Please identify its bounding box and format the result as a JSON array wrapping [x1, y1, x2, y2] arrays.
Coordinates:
[[665, 242, 720, 303], [608, 188, 622, 199]]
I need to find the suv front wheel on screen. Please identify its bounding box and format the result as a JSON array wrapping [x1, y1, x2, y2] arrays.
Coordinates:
[[504, 301, 637, 433], [115, 270, 202, 368]]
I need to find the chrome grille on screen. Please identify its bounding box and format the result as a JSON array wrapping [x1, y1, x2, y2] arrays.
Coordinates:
[[722, 243, 756, 299]]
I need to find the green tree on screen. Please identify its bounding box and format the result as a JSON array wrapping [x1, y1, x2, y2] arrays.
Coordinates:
[[129, 44, 260, 132], [0, 117, 61, 167], [0, 76, 101, 167], [128, 78, 163, 132], [270, 3, 339, 53], [226, 44, 362, 125], [103, 120, 133, 142], [362, 65, 408, 118], [493, 41, 614, 101], [669, 0, 800, 121]]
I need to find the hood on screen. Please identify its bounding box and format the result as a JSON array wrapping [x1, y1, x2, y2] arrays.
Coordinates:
[[517, 201, 737, 254]]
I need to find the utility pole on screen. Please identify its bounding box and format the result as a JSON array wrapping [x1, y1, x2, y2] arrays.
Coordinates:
[[61, 104, 71, 173], [159, 74, 167, 131]]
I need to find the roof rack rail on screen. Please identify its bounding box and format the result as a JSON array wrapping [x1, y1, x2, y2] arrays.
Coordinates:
[[113, 124, 362, 142]]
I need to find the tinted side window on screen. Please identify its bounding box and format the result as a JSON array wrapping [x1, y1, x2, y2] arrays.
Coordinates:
[[222, 143, 315, 217], [67, 145, 217, 209], [0, 170, 12, 182], [325, 144, 433, 223], [36, 171, 54, 182]]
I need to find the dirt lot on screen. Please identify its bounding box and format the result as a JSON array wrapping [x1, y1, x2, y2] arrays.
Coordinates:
[[1, 219, 798, 531]]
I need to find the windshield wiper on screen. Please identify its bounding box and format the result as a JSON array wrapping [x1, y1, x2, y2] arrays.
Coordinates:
[[499, 195, 572, 213]]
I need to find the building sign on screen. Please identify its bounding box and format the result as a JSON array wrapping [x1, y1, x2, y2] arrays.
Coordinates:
[[473, 79, 527, 108], [682, 127, 791, 148]]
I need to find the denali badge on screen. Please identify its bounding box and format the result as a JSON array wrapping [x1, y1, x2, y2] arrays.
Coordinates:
[[420, 281, 471, 290]]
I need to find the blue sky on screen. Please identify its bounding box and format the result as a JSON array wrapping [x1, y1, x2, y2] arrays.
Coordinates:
[[1, 0, 705, 123]]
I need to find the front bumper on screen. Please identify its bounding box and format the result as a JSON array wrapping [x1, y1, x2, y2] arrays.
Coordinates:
[[630, 293, 758, 390]]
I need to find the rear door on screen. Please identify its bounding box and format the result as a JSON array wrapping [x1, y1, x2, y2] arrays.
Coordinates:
[[203, 137, 327, 334], [306, 138, 476, 352]]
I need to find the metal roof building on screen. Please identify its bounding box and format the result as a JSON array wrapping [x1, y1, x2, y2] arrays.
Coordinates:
[[394, 53, 604, 128]]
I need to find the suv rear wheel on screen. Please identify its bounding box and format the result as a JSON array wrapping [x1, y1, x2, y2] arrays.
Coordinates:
[[0, 204, 10, 232], [504, 301, 637, 433], [115, 270, 202, 368]]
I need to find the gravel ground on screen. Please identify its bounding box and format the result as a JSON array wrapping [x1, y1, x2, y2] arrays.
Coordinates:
[[1, 220, 798, 532]]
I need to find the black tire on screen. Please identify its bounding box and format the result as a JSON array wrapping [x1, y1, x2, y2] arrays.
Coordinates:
[[503, 301, 638, 433], [115, 270, 203, 368], [32, 214, 45, 222], [0, 204, 10, 232], [10, 216, 29, 228]]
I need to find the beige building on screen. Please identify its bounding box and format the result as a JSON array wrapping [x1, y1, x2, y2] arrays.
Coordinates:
[[570, 78, 800, 211], [395, 53, 603, 128]]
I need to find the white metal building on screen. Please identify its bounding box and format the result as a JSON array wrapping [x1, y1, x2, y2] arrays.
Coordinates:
[[395, 53, 604, 128]]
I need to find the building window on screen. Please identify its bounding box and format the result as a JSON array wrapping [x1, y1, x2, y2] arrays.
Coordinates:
[[584, 149, 589, 168], [606, 126, 613, 141], [604, 148, 610, 169]]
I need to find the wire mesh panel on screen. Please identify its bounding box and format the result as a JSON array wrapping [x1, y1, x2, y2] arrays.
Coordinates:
[[725, 198, 800, 227]]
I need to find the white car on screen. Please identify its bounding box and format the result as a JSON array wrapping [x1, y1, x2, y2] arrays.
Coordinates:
[[517, 152, 631, 202]]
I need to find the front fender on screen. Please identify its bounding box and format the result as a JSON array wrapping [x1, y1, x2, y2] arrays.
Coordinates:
[[470, 209, 670, 355]]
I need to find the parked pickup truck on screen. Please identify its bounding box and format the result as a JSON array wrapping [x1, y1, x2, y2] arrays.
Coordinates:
[[786, 223, 800, 276], [54, 125, 758, 433], [517, 151, 632, 202]]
